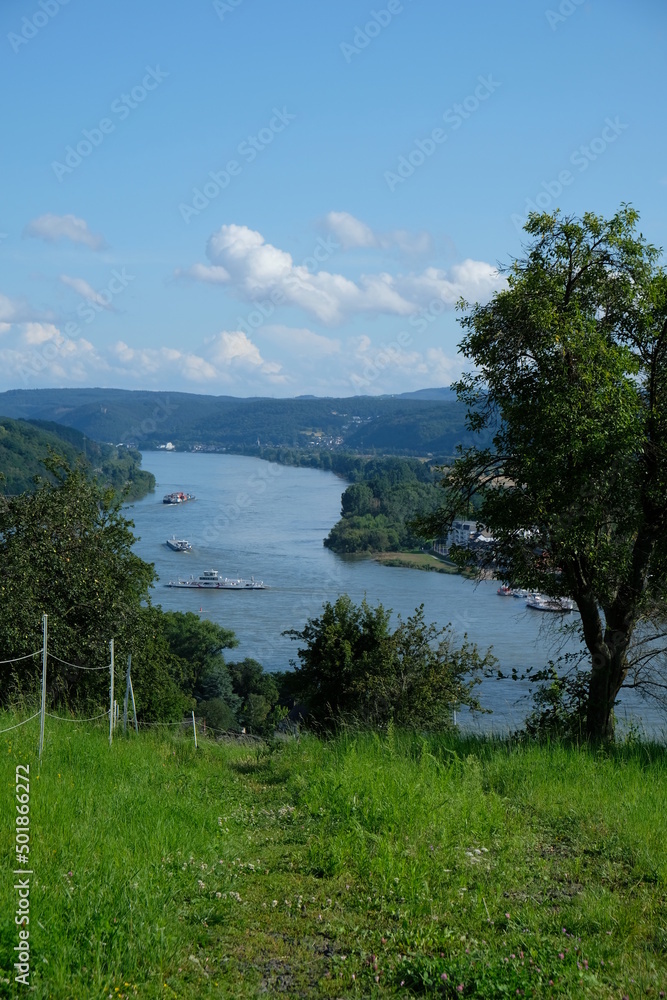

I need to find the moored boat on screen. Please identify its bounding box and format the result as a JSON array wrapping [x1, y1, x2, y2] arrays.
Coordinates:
[[525, 594, 575, 613], [165, 569, 265, 590]]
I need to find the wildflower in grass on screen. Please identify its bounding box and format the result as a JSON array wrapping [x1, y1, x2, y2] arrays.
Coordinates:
[[505, 912, 510, 919], [457, 986, 464, 993], [441, 972, 448, 980], [558, 953, 564, 960]]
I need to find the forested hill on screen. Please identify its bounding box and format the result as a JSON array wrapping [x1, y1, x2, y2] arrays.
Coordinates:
[[0, 417, 155, 499], [0, 387, 484, 457]]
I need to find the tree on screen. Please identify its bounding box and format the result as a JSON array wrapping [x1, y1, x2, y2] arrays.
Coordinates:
[[226, 658, 279, 733], [420, 206, 667, 740], [283, 594, 492, 730], [0, 458, 156, 706]]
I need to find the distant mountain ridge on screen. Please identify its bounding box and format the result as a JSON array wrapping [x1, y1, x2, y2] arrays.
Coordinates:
[[0, 387, 481, 457]]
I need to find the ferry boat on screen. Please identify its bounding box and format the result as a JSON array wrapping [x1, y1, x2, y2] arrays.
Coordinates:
[[166, 536, 192, 552], [162, 491, 196, 504], [165, 569, 266, 590]]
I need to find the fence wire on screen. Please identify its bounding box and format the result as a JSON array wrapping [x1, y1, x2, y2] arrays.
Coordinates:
[[0, 651, 41, 665], [45, 710, 110, 723], [0, 711, 41, 734], [48, 653, 110, 672]]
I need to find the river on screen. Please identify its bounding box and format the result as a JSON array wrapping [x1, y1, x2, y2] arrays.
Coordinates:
[[124, 451, 664, 737]]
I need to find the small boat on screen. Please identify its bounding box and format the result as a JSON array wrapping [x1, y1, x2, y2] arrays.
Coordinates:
[[166, 536, 192, 552], [165, 569, 266, 590], [162, 491, 196, 504], [525, 594, 575, 613], [497, 585, 514, 596]]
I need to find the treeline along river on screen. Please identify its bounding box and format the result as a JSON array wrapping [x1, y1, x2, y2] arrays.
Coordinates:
[[125, 451, 664, 737]]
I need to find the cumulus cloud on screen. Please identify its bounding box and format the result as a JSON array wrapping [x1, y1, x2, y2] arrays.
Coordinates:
[[323, 211, 433, 255], [396, 259, 503, 306], [0, 317, 287, 390], [206, 330, 286, 382], [179, 223, 501, 326], [179, 223, 414, 325], [60, 274, 115, 310], [110, 341, 218, 382], [23, 214, 106, 251]]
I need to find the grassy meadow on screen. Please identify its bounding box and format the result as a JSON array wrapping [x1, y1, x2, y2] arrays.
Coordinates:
[[0, 716, 665, 999]]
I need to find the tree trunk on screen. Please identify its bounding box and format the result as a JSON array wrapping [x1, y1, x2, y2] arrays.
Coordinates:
[[585, 634, 629, 741], [576, 593, 630, 741]]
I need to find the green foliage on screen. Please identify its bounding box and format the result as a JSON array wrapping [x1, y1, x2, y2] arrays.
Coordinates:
[[0, 416, 154, 499], [325, 458, 444, 553], [0, 457, 156, 707], [227, 657, 279, 733], [157, 611, 237, 698], [521, 662, 590, 741], [284, 595, 493, 731], [422, 206, 667, 740], [197, 696, 238, 732], [123, 606, 194, 722]]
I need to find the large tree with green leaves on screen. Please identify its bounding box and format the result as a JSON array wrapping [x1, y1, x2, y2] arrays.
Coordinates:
[[422, 206, 667, 740]]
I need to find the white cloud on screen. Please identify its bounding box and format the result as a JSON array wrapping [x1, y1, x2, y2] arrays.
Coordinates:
[[206, 330, 286, 382], [174, 263, 230, 284], [262, 324, 341, 357], [60, 274, 114, 310], [23, 214, 106, 251], [179, 223, 501, 326], [323, 211, 433, 255], [396, 260, 503, 305], [324, 212, 377, 250], [22, 322, 62, 345]]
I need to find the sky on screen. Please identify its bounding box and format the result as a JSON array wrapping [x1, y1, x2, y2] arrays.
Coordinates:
[[0, 0, 665, 398]]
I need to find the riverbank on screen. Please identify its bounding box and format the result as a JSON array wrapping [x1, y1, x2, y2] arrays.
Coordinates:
[[2, 719, 664, 998], [373, 550, 459, 573], [372, 551, 486, 579]]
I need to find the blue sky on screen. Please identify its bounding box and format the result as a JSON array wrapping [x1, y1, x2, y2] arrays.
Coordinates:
[[0, 0, 665, 397]]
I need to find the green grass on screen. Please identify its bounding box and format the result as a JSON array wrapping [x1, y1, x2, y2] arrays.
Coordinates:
[[372, 552, 459, 573], [1, 716, 665, 998]]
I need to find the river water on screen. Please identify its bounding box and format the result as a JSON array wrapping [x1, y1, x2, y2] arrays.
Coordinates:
[[124, 451, 664, 737]]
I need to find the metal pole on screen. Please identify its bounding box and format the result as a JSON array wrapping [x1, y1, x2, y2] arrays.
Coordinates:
[[129, 673, 138, 733], [123, 654, 131, 732], [192, 710, 197, 749], [38, 615, 47, 761], [109, 639, 114, 746]]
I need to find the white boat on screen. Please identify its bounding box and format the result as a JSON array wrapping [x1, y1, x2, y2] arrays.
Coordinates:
[[165, 569, 266, 590], [526, 594, 575, 613], [166, 536, 192, 552]]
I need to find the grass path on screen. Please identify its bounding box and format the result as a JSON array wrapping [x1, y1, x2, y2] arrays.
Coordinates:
[[1, 720, 665, 998]]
